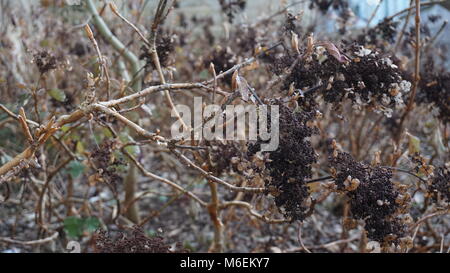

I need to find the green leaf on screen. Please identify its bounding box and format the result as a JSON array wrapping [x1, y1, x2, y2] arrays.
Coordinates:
[[68, 161, 85, 178], [61, 125, 70, 132], [48, 89, 66, 102], [198, 69, 209, 80], [120, 133, 139, 156], [102, 128, 113, 138], [158, 196, 169, 203], [63, 216, 84, 238], [84, 217, 100, 233], [63, 216, 101, 238]]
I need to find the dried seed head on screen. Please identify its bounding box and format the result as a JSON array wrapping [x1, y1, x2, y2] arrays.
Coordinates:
[[231, 70, 239, 91], [291, 31, 300, 54], [84, 24, 94, 41], [371, 151, 381, 166], [109, 2, 119, 15], [209, 62, 216, 76], [399, 236, 413, 249], [343, 217, 358, 230], [288, 82, 295, 96], [306, 33, 314, 55]]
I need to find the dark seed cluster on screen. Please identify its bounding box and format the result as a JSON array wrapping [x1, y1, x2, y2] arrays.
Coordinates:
[[282, 12, 301, 35], [363, 18, 399, 45], [218, 0, 247, 23], [249, 104, 318, 221], [90, 140, 124, 186], [33, 50, 57, 74], [309, 0, 352, 34], [417, 61, 450, 123], [309, 0, 349, 14], [94, 226, 188, 253], [428, 164, 450, 203], [329, 151, 405, 243], [276, 44, 409, 115], [209, 142, 246, 176], [140, 33, 175, 70], [235, 26, 258, 54], [204, 46, 237, 85]]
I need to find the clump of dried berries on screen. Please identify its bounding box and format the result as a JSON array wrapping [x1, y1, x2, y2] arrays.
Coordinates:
[[140, 33, 175, 69], [277, 44, 410, 116], [309, 0, 349, 14], [204, 46, 237, 85], [366, 18, 399, 44], [33, 50, 57, 74], [417, 61, 450, 123], [90, 140, 124, 186], [219, 0, 247, 23], [235, 26, 258, 54], [209, 142, 246, 176], [94, 226, 188, 253], [329, 150, 406, 244], [428, 14, 442, 23], [428, 164, 450, 203], [248, 103, 318, 221], [281, 12, 301, 35]]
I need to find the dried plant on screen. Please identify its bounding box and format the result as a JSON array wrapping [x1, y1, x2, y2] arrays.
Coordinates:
[[0, 0, 448, 254]]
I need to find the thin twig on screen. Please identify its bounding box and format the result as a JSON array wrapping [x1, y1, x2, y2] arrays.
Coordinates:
[[366, 0, 383, 28], [297, 222, 311, 253], [409, 209, 449, 231], [385, 0, 443, 21], [85, 0, 141, 91], [84, 24, 111, 99], [171, 150, 265, 193], [394, 0, 413, 52], [0, 232, 58, 246], [109, 3, 151, 47], [123, 149, 207, 207], [220, 201, 290, 223]]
